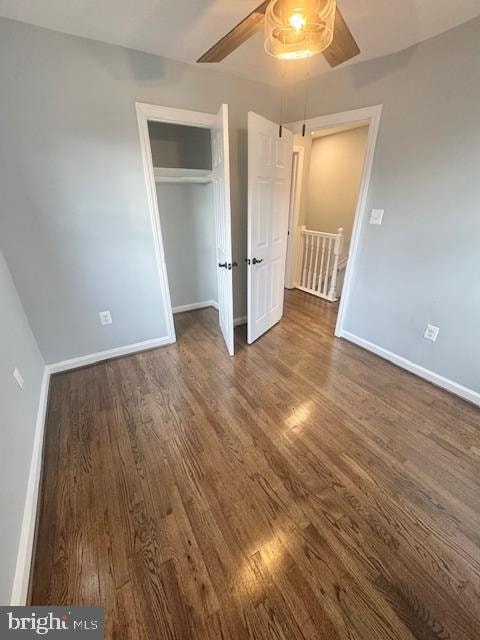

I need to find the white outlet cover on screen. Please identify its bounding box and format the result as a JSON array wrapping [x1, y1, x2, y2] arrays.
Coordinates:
[[369, 209, 384, 225], [424, 324, 440, 342], [99, 310, 112, 325], [13, 367, 24, 390]]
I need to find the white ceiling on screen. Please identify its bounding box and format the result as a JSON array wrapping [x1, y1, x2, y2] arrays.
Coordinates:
[[1, 0, 479, 86]]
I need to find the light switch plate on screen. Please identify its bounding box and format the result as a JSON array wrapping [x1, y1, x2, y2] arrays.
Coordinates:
[[369, 209, 384, 225], [13, 367, 24, 390], [424, 324, 440, 342], [99, 310, 113, 325]]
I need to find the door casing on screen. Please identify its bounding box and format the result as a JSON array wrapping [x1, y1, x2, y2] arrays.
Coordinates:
[[135, 102, 234, 353], [285, 104, 383, 338], [284, 145, 305, 289]]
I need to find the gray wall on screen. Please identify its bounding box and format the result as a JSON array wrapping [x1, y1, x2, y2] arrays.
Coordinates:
[[0, 250, 45, 604], [0, 17, 278, 364], [148, 122, 212, 170], [2, 14, 479, 394], [156, 183, 218, 309], [285, 17, 480, 393], [306, 126, 369, 257]]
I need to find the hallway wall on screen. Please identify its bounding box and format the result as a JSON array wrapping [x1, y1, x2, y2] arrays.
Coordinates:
[[306, 126, 368, 258]]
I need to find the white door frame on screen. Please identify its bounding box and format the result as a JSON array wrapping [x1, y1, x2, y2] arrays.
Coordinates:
[[284, 144, 305, 289], [286, 104, 383, 337], [135, 102, 216, 345]]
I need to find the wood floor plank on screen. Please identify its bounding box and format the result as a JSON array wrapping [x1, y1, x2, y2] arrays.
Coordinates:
[[31, 290, 480, 639]]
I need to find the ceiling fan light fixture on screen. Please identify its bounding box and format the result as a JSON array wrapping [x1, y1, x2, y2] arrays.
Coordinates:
[[264, 0, 335, 60], [288, 12, 306, 31]]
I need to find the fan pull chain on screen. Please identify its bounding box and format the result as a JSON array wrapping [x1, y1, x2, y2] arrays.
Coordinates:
[[302, 51, 312, 136], [278, 59, 287, 138]]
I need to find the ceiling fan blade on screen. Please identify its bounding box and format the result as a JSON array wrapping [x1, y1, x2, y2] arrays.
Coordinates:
[[322, 6, 360, 67], [197, 1, 270, 63]]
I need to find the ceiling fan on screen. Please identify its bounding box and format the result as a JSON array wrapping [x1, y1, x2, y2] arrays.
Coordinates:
[[197, 0, 360, 68]]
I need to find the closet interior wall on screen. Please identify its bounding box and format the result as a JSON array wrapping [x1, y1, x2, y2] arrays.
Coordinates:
[[148, 122, 218, 313]]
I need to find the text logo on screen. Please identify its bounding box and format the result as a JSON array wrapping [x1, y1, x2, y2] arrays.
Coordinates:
[[0, 607, 104, 638]]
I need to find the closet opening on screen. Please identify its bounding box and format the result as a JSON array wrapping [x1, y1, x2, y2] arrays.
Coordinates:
[[148, 121, 219, 341], [136, 102, 235, 356]]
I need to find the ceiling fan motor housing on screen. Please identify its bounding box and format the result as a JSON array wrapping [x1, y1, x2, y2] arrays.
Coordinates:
[[265, 0, 336, 59]]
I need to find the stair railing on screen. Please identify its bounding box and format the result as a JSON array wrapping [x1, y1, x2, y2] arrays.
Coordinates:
[[297, 226, 344, 301]]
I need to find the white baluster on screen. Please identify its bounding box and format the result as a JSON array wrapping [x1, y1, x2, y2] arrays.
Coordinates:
[[317, 237, 326, 293], [307, 234, 315, 290], [312, 236, 320, 293], [301, 226, 307, 287], [327, 227, 344, 300], [297, 227, 345, 302], [322, 237, 332, 297]]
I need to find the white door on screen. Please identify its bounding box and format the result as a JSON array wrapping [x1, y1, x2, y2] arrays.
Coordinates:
[[211, 104, 235, 356], [247, 112, 293, 344]]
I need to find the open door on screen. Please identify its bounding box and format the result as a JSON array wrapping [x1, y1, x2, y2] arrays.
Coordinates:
[[211, 104, 235, 356], [247, 112, 293, 344]]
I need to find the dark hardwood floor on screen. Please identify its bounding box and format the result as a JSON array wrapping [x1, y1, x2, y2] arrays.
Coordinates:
[[31, 290, 480, 639]]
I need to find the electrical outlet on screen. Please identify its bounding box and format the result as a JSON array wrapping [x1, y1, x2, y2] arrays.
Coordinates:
[[13, 367, 24, 390], [99, 310, 112, 326], [369, 209, 384, 225], [424, 324, 440, 342]]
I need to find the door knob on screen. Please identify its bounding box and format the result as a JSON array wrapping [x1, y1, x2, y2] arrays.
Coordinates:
[[218, 262, 228, 269], [252, 257, 263, 264]]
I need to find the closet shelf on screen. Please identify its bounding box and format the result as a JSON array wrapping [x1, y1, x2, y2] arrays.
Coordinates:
[[153, 167, 212, 184]]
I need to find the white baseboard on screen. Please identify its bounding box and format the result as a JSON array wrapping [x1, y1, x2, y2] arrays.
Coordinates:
[[173, 303, 245, 327], [172, 302, 245, 327], [47, 336, 173, 374], [46, 309, 244, 375], [173, 300, 218, 314], [340, 331, 480, 407], [10, 367, 51, 605]]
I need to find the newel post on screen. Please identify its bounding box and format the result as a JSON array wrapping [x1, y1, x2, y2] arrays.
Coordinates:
[[327, 227, 344, 301]]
